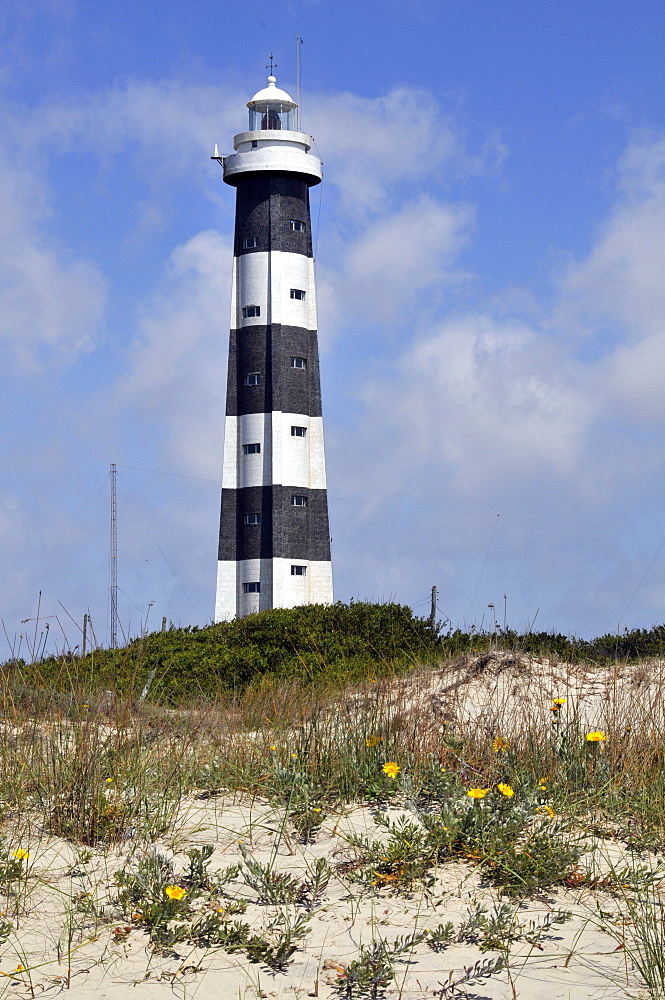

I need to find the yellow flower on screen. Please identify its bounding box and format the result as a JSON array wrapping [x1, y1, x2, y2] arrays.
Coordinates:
[[164, 885, 186, 900], [497, 783, 514, 797], [551, 698, 566, 707], [105, 777, 113, 783], [312, 807, 321, 813], [0, 965, 25, 976], [543, 805, 554, 818], [291, 753, 298, 758], [467, 788, 489, 799], [270, 745, 277, 750], [382, 762, 401, 779], [492, 736, 508, 752], [12, 849, 29, 861], [586, 730, 607, 742], [365, 735, 382, 748]]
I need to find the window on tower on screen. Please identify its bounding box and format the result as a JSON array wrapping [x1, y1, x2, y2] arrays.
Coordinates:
[[291, 426, 307, 437], [291, 494, 307, 507], [243, 513, 262, 525], [291, 565, 307, 576], [291, 357, 307, 369], [243, 582, 261, 593], [243, 373, 261, 386], [290, 220, 306, 232], [290, 288, 306, 300], [242, 237, 259, 249], [243, 443, 261, 455], [242, 305, 260, 318]]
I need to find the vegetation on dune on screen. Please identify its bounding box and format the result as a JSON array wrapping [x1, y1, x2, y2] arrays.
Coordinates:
[[5, 601, 665, 707], [5, 601, 443, 704], [1, 604, 665, 994]]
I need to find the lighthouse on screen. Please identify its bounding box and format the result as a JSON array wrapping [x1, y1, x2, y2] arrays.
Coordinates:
[[214, 74, 334, 621]]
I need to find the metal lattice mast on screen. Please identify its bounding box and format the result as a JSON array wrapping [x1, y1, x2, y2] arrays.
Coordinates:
[[110, 463, 118, 649]]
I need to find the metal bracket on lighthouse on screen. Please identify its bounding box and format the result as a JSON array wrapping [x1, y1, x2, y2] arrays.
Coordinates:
[[211, 143, 225, 165]]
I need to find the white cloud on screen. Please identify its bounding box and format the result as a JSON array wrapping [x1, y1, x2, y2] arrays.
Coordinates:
[[309, 86, 494, 217], [0, 154, 106, 367], [559, 135, 665, 418], [355, 313, 592, 497], [340, 196, 474, 323], [25, 79, 241, 165], [117, 228, 232, 478]]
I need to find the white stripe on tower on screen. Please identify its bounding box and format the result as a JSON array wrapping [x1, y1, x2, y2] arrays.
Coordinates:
[[213, 74, 333, 621]]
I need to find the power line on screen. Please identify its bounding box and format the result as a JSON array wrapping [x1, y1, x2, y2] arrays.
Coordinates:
[[466, 514, 500, 621], [157, 543, 195, 609], [617, 526, 665, 627], [118, 464, 220, 484]]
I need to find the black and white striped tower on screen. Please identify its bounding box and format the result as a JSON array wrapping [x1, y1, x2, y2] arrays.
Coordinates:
[[214, 74, 333, 620]]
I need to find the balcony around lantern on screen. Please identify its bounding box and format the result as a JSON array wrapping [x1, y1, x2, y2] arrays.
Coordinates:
[[232, 127, 313, 153], [226, 126, 321, 186]]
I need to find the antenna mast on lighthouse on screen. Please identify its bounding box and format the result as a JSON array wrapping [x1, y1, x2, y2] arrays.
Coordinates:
[[295, 35, 303, 130], [110, 463, 118, 649]]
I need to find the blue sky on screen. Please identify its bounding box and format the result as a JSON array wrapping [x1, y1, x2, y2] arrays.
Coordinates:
[[1, 0, 665, 654]]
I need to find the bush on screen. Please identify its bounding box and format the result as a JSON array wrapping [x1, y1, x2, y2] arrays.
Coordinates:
[[8, 601, 442, 705]]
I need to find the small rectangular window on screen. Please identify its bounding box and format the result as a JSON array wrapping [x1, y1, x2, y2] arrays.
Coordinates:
[[243, 373, 261, 386], [291, 426, 307, 437], [243, 443, 261, 455], [291, 356, 307, 369], [290, 220, 305, 232], [242, 237, 259, 249], [243, 582, 260, 593], [291, 494, 307, 507], [290, 288, 306, 300], [251, 140, 258, 148], [242, 305, 260, 318], [291, 565, 307, 576], [243, 513, 262, 525]]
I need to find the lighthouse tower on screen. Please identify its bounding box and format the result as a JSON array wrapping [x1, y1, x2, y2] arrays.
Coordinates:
[[214, 75, 333, 621]]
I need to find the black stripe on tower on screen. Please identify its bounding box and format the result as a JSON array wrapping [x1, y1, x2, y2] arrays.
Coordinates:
[[226, 325, 322, 417], [218, 486, 331, 561], [234, 174, 313, 257]]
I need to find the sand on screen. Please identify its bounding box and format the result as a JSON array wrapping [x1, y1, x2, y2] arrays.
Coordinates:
[[0, 794, 636, 999], [1, 654, 660, 999]]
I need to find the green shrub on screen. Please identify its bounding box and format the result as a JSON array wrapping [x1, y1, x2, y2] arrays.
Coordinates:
[[8, 601, 443, 705]]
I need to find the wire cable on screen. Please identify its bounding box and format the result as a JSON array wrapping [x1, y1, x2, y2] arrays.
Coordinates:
[[466, 514, 500, 621], [618, 526, 665, 626]]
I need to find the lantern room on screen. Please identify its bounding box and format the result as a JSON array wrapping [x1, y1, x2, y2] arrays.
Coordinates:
[[247, 76, 297, 131]]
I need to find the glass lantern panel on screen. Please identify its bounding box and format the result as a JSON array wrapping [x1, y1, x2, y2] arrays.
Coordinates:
[[249, 104, 295, 131]]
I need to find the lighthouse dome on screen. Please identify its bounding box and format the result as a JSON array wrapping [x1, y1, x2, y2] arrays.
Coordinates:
[[247, 76, 297, 131], [247, 76, 297, 108]]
